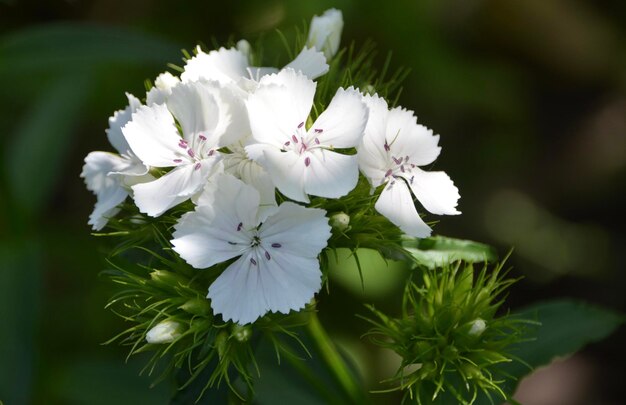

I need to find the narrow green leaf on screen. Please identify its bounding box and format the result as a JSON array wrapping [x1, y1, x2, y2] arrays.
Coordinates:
[[403, 236, 499, 269]]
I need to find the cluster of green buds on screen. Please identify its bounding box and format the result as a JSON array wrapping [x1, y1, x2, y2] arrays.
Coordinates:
[[363, 259, 528, 404]]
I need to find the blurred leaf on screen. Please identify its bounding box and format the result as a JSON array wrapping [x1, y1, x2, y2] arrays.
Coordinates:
[[403, 235, 498, 269], [0, 239, 43, 404], [473, 299, 624, 405], [0, 23, 182, 76], [327, 248, 408, 299], [50, 357, 169, 405], [4, 74, 91, 220]]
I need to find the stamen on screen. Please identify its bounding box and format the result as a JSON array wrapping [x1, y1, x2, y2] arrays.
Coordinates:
[[208, 149, 214, 157], [187, 149, 195, 158], [405, 156, 409, 162], [314, 128, 323, 133], [314, 138, 320, 144], [298, 122, 304, 129], [292, 135, 298, 144], [173, 159, 182, 163], [305, 157, 311, 167], [410, 176, 415, 184], [228, 241, 237, 245], [284, 141, 290, 146], [178, 142, 187, 149], [411, 164, 416, 168], [385, 169, 393, 177], [392, 156, 402, 165], [384, 142, 390, 152], [250, 257, 257, 266], [265, 251, 271, 260], [271, 243, 281, 248], [194, 162, 202, 171], [237, 222, 243, 231], [199, 134, 207, 141], [400, 165, 405, 173]]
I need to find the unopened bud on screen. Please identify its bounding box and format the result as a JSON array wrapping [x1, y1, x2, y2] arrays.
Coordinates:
[[180, 298, 211, 316], [330, 212, 350, 231], [468, 319, 486, 337], [236, 39, 251, 58], [232, 324, 252, 342], [146, 320, 183, 344], [307, 8, 343, 60], [150, 270, 189, 288]]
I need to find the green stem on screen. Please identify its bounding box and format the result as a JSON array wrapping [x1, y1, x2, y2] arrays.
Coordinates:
[[307, 311, 364, 404]]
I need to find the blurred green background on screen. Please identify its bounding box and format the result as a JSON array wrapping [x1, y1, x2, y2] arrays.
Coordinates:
[[1, 0, 624, 404]]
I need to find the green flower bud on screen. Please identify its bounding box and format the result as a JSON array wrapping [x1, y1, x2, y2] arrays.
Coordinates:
[[215, 331, 229, 358], [330, 212, 350, 232], [180, 298, 211, 316], [232, 324, 252, 342], [150, 270, 189, 288]]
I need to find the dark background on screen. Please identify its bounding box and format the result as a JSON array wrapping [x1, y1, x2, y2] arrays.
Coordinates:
[[1, 0, 624, 404]]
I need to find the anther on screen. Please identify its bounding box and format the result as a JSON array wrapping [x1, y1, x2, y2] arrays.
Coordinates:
[[400, 165, 405, 173], [250, 258, 257, 266], [384, 142, 390, 152], [292, 135, 298, 143], [298, 122, 304, 129], [187, 149, 195, 158], [237, 222, 243, 231], [265, 251, 271, 260], [385, 169, 393, 177], [314, 138, 320, 144], [305, 157, 311, 167], [271, 243, 281, 248], [199, 134, 207, 141], [314, 128, 323, 133], [173, 159, 182, 163], [284, 141, 291, 146], [228, 241, 237, 245], [392, 156, 402, 165], [194, 162, 202, 171], [208, 149, 214, 156]]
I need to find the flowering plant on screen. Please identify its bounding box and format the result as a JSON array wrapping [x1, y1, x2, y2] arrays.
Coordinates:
[[80, 8, 622, 405]]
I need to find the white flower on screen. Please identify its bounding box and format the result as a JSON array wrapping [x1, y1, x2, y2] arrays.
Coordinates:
[[81, 93, 151, 230], [146, 320, 183, 344], [181, 44, 329, 90], [245, 69, 368, 202], [171, 175, 331, 325], [122, 80, 247, 217], [358, 94, 460, 237], [146, 71, 181, 106], [307, 8, 344, 60]]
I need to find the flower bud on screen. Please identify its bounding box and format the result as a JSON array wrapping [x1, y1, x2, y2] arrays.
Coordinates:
[[146, 320, 183, 344], [468, 318, 486, 337], [330, 212, 350, 232], [232, 324, 252, 342], [237, 39, 251, 58], [307, 8, 343, 60], [150, 270, 189, 288], [180, 298, 211, 316]]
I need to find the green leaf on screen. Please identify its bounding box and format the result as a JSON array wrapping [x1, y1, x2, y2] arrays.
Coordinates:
[[0, 23, 182, 76], [403, 236, 498, 269], [4, 74, 92, 220], [475, 299, 623, 404]]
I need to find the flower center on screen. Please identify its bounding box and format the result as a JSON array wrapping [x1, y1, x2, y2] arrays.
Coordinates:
[[172, 134, 216, 170], [281, 122, 324, 164]]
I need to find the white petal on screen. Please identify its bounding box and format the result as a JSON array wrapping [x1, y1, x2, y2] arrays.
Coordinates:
[[208, 248, 321, 324], [131, 161, 214, 217], [375, 179, 432, 237], [122, 104, 184, 168], [309, 87, 367, 148], [283, 47, 329, 80], [146, 72, 180, 106], [303, 149, 359, 199], [252, 147, 308, 202], [358, 94, 391, 185], [181, 46, 249, 84], [386, 107, 441, 166], [247, 69, 316, 147], [167, 81, 225, 147], [172, 207, 250, 269], [259, 202, 331, 258], [406, 169, 461, 216], [88, 185, 127, 231], [81, 152, 130, 230], [106, 93, 141, 155], [307, 8, 343, 59], [81, 151, 126, 192]]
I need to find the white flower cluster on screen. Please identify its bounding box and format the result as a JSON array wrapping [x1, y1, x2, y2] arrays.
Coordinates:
[[82, 9, 460, 325]]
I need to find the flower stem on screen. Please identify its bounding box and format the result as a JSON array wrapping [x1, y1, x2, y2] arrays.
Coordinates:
[[307, 310, 364, 404]]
